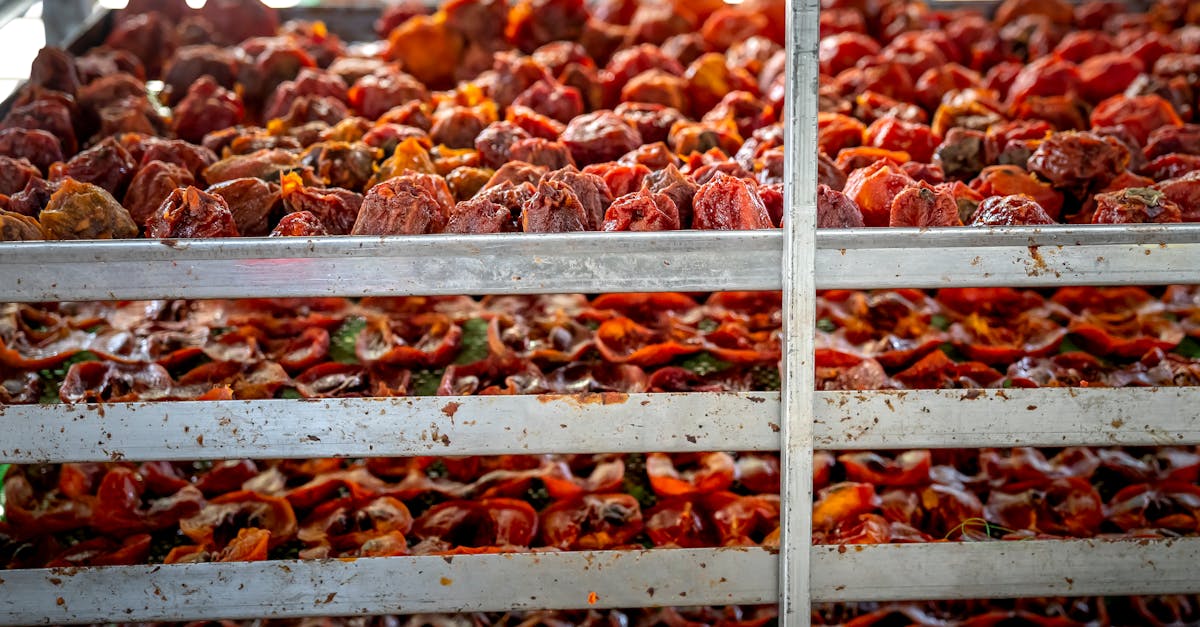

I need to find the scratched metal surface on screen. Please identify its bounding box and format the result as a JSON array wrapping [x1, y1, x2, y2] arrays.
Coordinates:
[[4, 226, 1200, 301], [4, 540, 1199, 624], [4, 388, 1199, 464]]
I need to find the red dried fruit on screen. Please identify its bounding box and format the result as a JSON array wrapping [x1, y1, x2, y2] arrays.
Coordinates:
[[1026, 131, 1130, 194], [0, 156, 40, 197], [865, 118, 940, 164], [817, 112, 865, 158], [446, 196, 518, 234], [601, 189, 679, 231], [843, 161, 914, 227], [279, 174, 364, 236], [124, 160, 195, 228], [560, 110, 644, 166], [971, 165, 1064, 220], [692, 172, 772, 230], [817, 184, 864, 228], [348, 69, 429, 120], [541, 167, 612, 230], [1091, 94, 1185, 147], [1153, 171, 1200, 222], [613, 101, 686, 145], [206, 178, 282, 237], [352, 175, 450, 235], [513, 80, 585, 125], [520, 179, 590, 233], [270, 211, 329, 237], [50, 137, 137, 198], [172, 76, 244, 144], [145, 186, 240, 238], [0, 128, 62, 175], [971, 194, 1055, 226], [1092, 187, 1183, 224], [889, 181, 962, 227]]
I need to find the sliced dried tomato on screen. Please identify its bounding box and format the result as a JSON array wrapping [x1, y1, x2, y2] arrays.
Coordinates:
[[355, 314, 463, 368], [812, 482, 879, 530], [1107, 482, 1200, 533], [839, 450, 931, 487], [285, 468, 384, 510], [539, 493, 643, 550], [181, 490, 297, 550], [700, 491, 780, 546], [645, 497, 713, 548], [646, 452, 735, 497], [540, 457, 624, 500], [298, 495, 413, 551], [594, 316, 701, 366]]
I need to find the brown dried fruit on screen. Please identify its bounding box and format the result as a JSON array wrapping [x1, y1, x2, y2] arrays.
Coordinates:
[[40, 179, 138, 240], [145, 186, 240, 238]]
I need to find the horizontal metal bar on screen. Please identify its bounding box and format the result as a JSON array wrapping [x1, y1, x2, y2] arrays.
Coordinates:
[[4, 539, 1197, 623], [4, 226, 1200, 300], [816, 387, 1200, 449], [6, 387, 1199, 463], [0, 548, 775, 624], [813, 538, 1200, 602], [0, 393, 781, 463], [0, 232, 780, 301], [818, 225, 1200, 289]]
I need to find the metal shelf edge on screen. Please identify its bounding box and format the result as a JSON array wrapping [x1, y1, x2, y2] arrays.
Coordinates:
[[0, 548, 776, 624], [3, 539, 1197, 623], [5, 387, 1199, 463], [6, 226, 1200, 300]]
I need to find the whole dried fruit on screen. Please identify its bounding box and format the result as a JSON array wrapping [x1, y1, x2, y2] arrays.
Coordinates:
[[206, 178, 282, 237], [971, 195, 1056, 226], [0, 211, 42, 241], [145, 186, 240, 238], [601, 189, 679, 232], [352, 175, 449, 235], [521, 180, 590, 233], [1091, 187, 1183, 224], [271, 211, 330, 237], [40, 179, 138, 240], [692, 172, 772, 230]]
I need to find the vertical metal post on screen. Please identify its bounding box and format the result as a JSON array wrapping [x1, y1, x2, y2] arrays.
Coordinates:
[[780, 0, 819, 623]]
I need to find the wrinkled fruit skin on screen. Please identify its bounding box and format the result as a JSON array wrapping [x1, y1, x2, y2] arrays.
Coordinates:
[[271, 211, 330, 237], [817, 184, 864, 228], [145, 186, 241, 238], [206, 178, 283, 237], [601, 189, 680, 232], [352, 175, 450, 235], [40, 179, 138, 240], [1092, 188, 1183, 225], [520, 179, 590, 233], [971, 194, 1055, 226], [692, 173, 772, 231]]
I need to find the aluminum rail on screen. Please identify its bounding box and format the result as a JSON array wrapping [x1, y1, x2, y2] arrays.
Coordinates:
[[0, 392, 782, 463], [4, 539, 1198, 624], [5, 387, 1199, 464], [0, 232, 781, 302], [780, 0, 820, 622], [5, 226, 1200, 301]]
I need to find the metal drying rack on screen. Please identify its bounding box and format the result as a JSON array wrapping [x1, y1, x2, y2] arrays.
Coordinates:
[[3, 0, 1200, 624]]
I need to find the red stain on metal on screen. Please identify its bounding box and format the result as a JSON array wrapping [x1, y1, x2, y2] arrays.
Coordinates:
[[587, 592, 598, 605], [442, 402, 461, 418]]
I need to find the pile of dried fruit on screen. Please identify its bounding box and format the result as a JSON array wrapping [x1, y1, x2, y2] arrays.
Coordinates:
[[4, 0, 1195, 240]]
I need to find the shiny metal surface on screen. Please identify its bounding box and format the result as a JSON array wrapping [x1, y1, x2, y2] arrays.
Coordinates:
[[5, 539, 1199, 624], [6, 387, 1199, 463], [5, 225, 1200, 301], [780, 0, 819, 622], [0, 392, 781, 463]]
